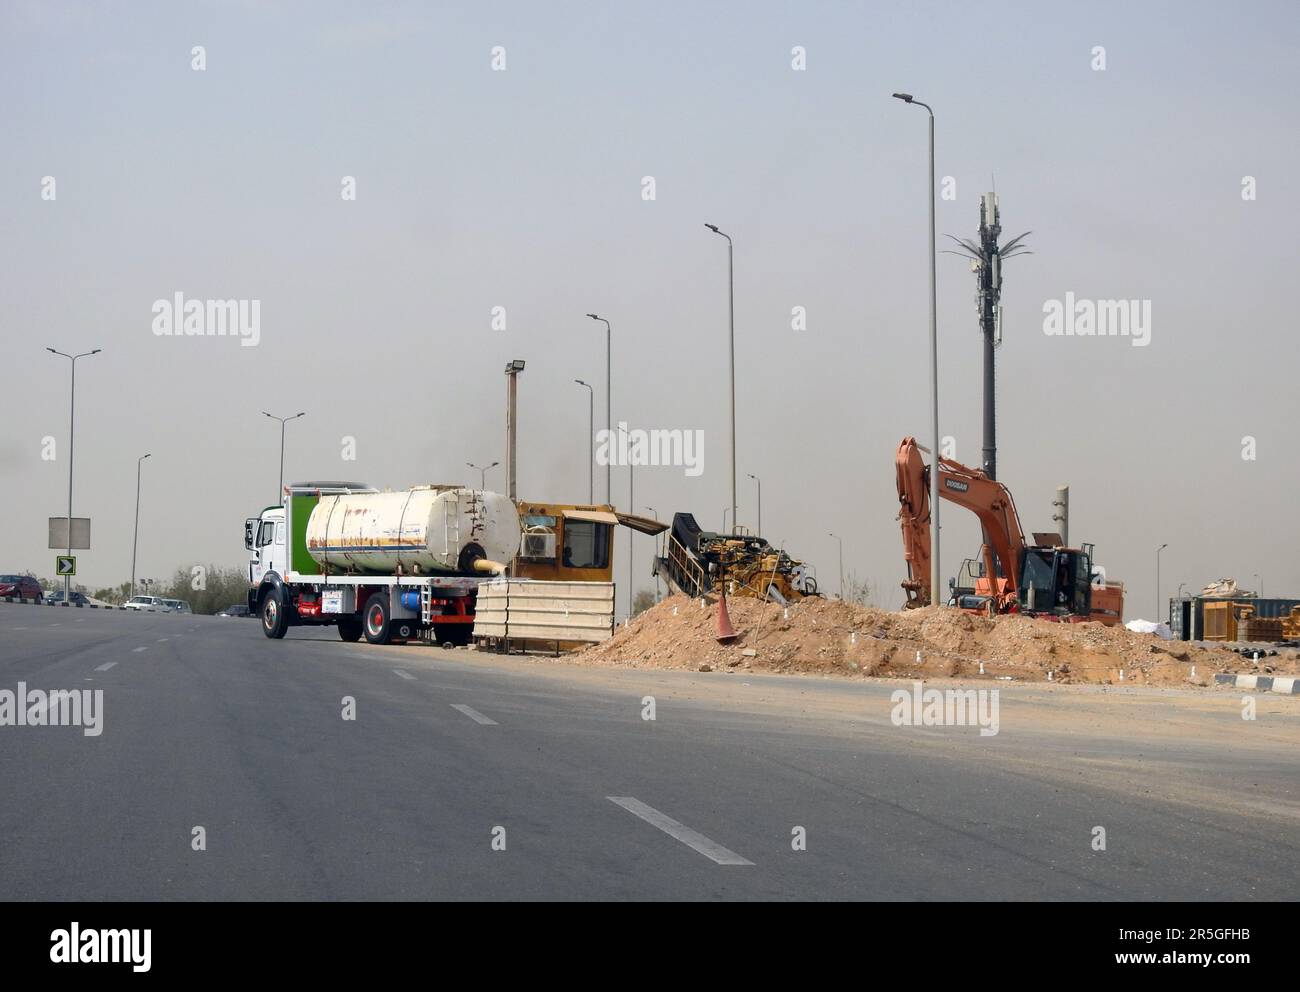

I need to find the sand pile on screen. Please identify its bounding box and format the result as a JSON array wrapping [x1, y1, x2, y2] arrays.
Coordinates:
[[577, 594, 1300, 687]]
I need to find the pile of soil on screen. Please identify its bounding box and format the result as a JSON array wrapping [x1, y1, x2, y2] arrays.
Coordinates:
[[577, 594, 1300, 687]]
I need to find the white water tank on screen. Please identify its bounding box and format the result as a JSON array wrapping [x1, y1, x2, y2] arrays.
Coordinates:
[[305, 486, 520, 576]]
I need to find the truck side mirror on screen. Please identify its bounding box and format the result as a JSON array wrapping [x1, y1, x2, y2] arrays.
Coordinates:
[[244, 519, 257, 551]]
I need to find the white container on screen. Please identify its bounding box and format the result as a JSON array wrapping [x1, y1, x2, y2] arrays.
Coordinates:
[[306, 486, 520, 576]]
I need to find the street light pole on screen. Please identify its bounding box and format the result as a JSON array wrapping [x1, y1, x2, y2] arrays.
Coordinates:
[[618, 423, 633, 619], [574, 380, 594, 503], [892, 92, 941, 607], [705, 224, 737, 532], [262, 411, 305, 501], [1156, 543, 1168, 621], [586, 315, 612, 504], [47, 347, 100, 601], [747, 473, 761, 536], [467, 461, 499, 490], [829, 532, 844, 599], [131, 453, 151, 597], [722, 507, 730, 533]]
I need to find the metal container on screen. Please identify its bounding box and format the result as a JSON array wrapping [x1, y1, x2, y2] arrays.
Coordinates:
[[306, 486, 521, 576]]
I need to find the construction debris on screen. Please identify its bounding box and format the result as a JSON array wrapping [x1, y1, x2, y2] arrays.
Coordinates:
[[577, 594, 1300, 686]]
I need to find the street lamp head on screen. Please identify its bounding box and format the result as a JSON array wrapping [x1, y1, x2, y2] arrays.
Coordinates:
[[142, 453, 151, 460], [294, 411, 305, 419], [575, 378, 588, 387], [489, 461, 499, 469], [46, 347, 57, 354], [586, 313, 600, 320], [704, 223, 719, 233], [505, 359, 525, 373], [892, 92, 914, 103], [91, 349, 102, 355], [1158, 543, 1168, 551]]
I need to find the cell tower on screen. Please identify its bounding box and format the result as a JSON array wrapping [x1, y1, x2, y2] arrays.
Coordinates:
[[946, 192, 1030, 481]]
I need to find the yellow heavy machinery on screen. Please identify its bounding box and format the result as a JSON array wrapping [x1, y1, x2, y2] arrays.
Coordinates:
[[656, 512, 819, 603]]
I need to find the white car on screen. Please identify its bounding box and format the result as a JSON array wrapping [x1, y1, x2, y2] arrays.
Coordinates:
[[124, 595, 167, 612]]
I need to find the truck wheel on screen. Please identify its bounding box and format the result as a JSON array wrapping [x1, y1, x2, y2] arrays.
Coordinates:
[[338, 617, 363, 642], [363, 593, 391, 645], [261, 590, 288, 639]]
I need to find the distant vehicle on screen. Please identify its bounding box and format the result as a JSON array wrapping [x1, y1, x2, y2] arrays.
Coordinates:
[[217, 604, 251, 618], [0, 575, 43, 601], [161, 599, 193, 614], [124, 595, 167, 611], [46, 589, 91, 606]]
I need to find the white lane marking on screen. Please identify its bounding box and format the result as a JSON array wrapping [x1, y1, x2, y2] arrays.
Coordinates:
[[156, 638, 169, 643], [95, 662, 117, 672], [607, 797, 754, 866], [132, 646, 148, 653], [450, 703, 497, 725], [392, 669, 416, 680]]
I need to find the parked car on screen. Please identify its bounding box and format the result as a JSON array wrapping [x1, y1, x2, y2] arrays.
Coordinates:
[[161, 599, 193, 614], [218, 604, 252, 618], [124, 595, 167, 611], [45, 589, 91, 606], [0, 575, 43, 601]]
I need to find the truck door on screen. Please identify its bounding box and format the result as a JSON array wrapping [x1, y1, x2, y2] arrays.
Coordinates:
[[250, 515, 279, 585]]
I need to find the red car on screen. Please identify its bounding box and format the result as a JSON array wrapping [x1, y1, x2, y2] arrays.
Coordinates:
[[0, 574, 44, 602]]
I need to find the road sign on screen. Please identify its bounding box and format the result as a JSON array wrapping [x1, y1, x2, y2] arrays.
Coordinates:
[[56, 555, 77, 577], [49, 517, 91, 550]]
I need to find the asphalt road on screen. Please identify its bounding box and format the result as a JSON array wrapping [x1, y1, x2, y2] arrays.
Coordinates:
[[2, 602, 1297, 900]]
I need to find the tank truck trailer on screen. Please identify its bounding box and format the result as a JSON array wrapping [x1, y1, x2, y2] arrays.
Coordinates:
[[245, 482, 522, 645]]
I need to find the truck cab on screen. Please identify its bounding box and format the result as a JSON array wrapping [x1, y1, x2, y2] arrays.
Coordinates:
[[246, 506, 286, 591]]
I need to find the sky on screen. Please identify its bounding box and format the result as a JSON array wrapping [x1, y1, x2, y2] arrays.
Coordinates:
[[2, 0, 1297, 620]]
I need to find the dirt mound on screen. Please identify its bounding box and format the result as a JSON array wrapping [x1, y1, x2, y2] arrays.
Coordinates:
[[577, 594, 1300, 687]]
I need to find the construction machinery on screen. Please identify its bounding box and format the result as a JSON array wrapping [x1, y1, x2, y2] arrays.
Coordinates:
[[656, 513, 819, 603], [895, 436, 1124, 625]]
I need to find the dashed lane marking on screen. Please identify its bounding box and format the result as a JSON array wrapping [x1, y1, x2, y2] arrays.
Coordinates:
[[606, 797, 754, 866]]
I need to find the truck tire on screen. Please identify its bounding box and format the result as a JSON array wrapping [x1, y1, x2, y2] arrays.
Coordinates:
[[363, 592, 391, 645], [338, 616, 363, 642], [261, 589, 288, 639]]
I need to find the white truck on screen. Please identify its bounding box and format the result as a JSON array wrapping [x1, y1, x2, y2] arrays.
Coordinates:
[[245, 482, 521, 645]]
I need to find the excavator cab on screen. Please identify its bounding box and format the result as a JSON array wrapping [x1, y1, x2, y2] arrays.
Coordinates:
[[1018, 547, 1091, 618]]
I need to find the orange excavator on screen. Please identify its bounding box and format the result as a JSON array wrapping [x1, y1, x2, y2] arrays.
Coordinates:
[[895, 436, 1124, 625]]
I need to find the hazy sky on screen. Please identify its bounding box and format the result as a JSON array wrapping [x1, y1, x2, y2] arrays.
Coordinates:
[[3, 0, 1297, 619]]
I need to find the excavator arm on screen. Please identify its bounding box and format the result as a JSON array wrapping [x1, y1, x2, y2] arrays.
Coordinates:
[[895, 436, 1028, 608]]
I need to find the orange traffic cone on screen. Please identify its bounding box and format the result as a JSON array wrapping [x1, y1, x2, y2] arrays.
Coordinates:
[[716, 585, 739, 643]]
